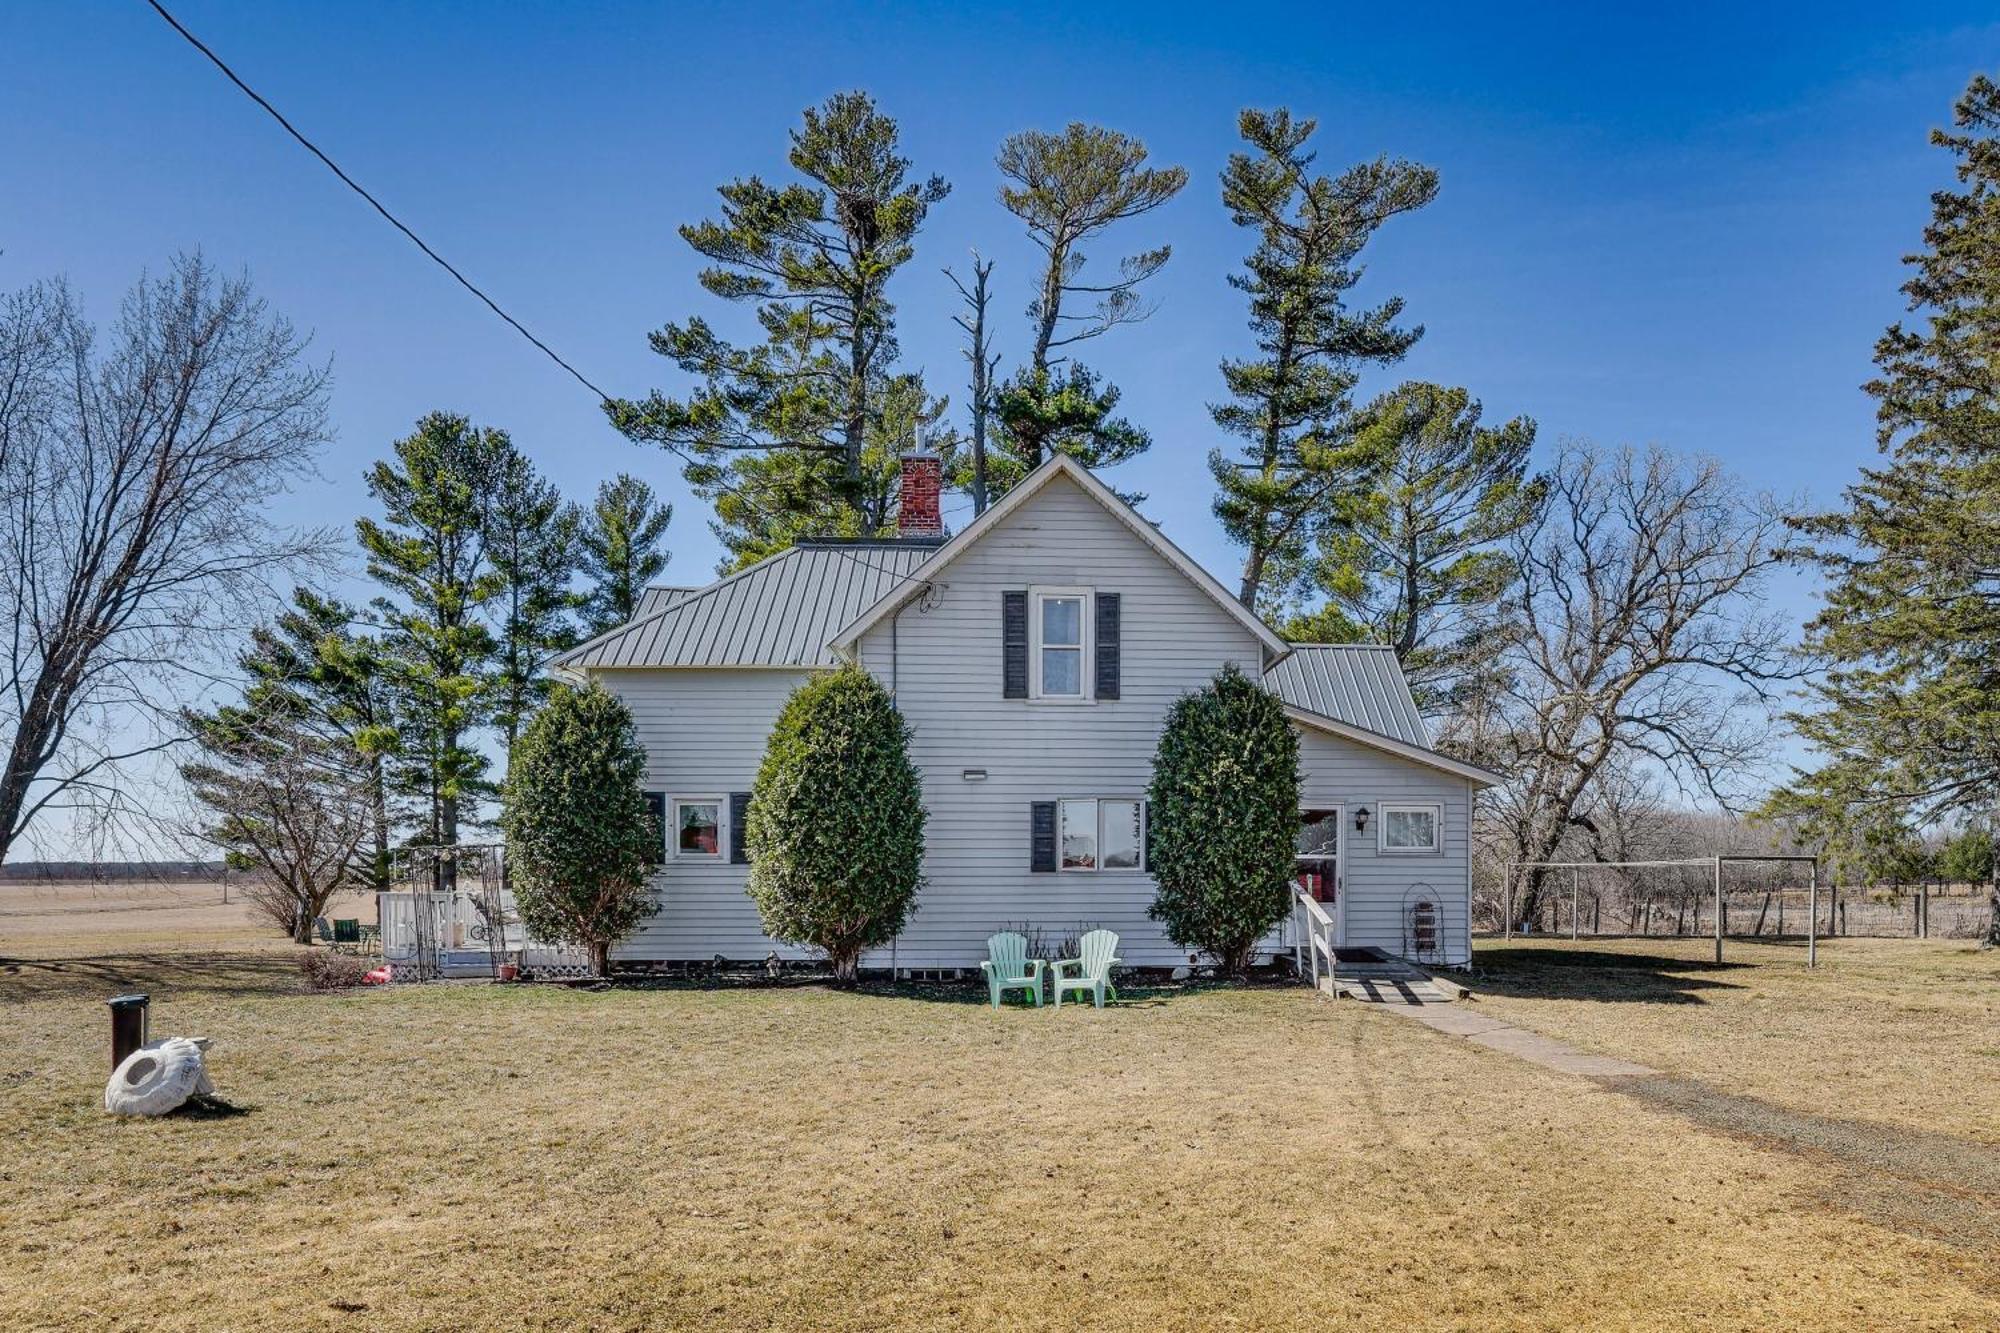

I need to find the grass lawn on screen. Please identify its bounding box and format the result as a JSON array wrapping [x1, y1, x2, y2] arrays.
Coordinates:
[[2, 911, 1997, 1331], [1471, 935, 2000, 1145]]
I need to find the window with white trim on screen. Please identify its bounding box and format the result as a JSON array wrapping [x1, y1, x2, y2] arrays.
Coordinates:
[[672, 797, 723, 858], [1377, 802, 1442, 854], [1031, 588, 1092, 700], [1058, 798, 1146, 872]]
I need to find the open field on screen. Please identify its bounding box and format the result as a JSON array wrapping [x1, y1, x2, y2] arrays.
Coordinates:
[[0, 878, 377, 953], [3, 911, 1998, 1330]]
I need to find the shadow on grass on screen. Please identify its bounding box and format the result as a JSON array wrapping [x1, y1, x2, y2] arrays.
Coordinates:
[[596, 970, 1292, 1009], [169, 1094, 253, 1120], [862, 974, 1297, 1010], [1472, 946, 1753, 1004], [0, 951, 301, 1005]]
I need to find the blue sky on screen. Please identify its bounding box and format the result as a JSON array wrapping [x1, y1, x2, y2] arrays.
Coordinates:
[[2, 4, 1996, 850]]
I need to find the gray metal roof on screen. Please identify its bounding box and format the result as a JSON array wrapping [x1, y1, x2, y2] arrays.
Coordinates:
[[556, 544, 933, 670], [635, 585, 701, 617], [1265, 645, 1431, 747]]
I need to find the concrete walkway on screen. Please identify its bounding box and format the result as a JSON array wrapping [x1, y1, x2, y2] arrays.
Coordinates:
[[1374, 999, 1657, 1078]]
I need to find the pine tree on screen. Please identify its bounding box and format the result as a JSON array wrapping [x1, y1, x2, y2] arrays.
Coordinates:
[[244, 589, 399, 889], [356, 412, 507, 873], [988, 123, 1186, 489], [1298, 381, 1540, 712], [578, 474, 674, 635], [1776, 74, 2000, 948], [483, 448, 579, 758], [1207, 108, 1438, 613], [608, 92, 950, 564]]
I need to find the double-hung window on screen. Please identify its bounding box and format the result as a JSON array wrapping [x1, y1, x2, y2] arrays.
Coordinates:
[[1058, 798, 1146, 872], [1032, 589, 1091, 700], [1377, 802, 1442, 854]]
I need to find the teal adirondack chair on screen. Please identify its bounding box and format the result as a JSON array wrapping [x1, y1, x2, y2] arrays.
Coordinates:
[[1050, 930, 1121, 1009], [979, 932, 1046, 1009]]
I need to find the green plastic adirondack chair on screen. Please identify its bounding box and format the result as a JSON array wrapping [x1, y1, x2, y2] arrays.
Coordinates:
[[1050, 930, 1120, 1009], [979, 932, 1045, 1008]]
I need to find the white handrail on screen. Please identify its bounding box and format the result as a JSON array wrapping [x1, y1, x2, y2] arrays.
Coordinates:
[[1293, 885, 1337, 992]]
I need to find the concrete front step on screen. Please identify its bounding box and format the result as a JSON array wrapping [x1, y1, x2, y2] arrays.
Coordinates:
[[1318, 970, 1456, 1004]]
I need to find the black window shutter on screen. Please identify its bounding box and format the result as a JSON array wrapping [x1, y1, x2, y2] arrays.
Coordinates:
[[1094, 592, 1120, 700], [729, 792, 752, 864], [643, 791, 666, 866], [1030, 801, 1057, 872], [1002, 590, 1029, 699]]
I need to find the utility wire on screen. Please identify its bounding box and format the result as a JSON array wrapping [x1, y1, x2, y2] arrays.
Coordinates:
[[143, 0, 934, 591], [143, 0, 612, 403]]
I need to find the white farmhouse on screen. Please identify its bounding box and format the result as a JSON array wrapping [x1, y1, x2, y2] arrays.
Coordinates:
[[554, 453, 1501, 970]]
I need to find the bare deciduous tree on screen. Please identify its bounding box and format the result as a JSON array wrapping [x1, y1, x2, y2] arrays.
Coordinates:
[[1484, 442, 1794, 925], [0, 254, 333, 861], [180, 698, 372, 943]]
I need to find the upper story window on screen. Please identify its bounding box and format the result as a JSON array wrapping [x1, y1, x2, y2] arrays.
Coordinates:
[[1032, 588, 1092, 700]]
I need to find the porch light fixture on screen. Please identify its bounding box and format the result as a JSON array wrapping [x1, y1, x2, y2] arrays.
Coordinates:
[[961, 768, 988, 782], [1354, 806, 1371, 834]]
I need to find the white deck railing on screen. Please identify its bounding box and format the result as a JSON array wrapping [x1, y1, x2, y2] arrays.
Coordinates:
[[1293, 885, 1337, 992]]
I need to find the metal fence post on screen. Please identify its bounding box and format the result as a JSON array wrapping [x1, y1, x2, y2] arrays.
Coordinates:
[[1807, 860, 1818, 970], [1713, 857, 1723, 965]]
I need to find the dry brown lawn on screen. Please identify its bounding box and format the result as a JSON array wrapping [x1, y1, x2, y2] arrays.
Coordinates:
[[1471, 935, 2000, 1146], [2, 905, 1996, 1331]]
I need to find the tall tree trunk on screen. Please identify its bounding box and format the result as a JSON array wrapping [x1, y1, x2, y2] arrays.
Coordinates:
[[0, 663, 81, 865], [1238, 547, 1269, 610], [440, 722, 459, 895], [845, 328, 866, 509], [960, 257, 995, 517], [370, 758, 392, 891], [1986, 838, 2000, 949]]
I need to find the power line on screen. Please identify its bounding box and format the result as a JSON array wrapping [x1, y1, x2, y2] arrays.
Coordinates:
[[143, 0, 938, 590], [143, 0, 612, 403]]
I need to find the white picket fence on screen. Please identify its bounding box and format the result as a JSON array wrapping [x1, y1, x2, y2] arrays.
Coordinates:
[[376, 889, 588, 979]]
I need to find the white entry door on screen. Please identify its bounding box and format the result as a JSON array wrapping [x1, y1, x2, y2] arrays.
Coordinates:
[[1296, 806, 1344, 948]]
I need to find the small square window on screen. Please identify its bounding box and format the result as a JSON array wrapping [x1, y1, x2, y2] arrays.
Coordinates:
[[673, 799, 722, 857], [1378, 803, 1441, 854]]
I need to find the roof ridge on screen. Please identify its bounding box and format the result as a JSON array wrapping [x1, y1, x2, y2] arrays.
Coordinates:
[[827, 455, 1288, 659], [551, 547, 799, 668]]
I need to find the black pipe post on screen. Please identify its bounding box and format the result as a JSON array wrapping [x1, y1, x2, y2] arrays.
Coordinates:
[[108, 993, 150, 1071]]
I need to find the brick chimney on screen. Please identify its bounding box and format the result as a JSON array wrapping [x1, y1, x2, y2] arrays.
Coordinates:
[[897, 451, 943, 539]]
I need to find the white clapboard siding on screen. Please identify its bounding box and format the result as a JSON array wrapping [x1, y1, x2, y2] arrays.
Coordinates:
[[850, 471, 1270, 968], [590, 667, 821, 962], [589, 468, 1474, 969], [1294, 729, 1474, 966]]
